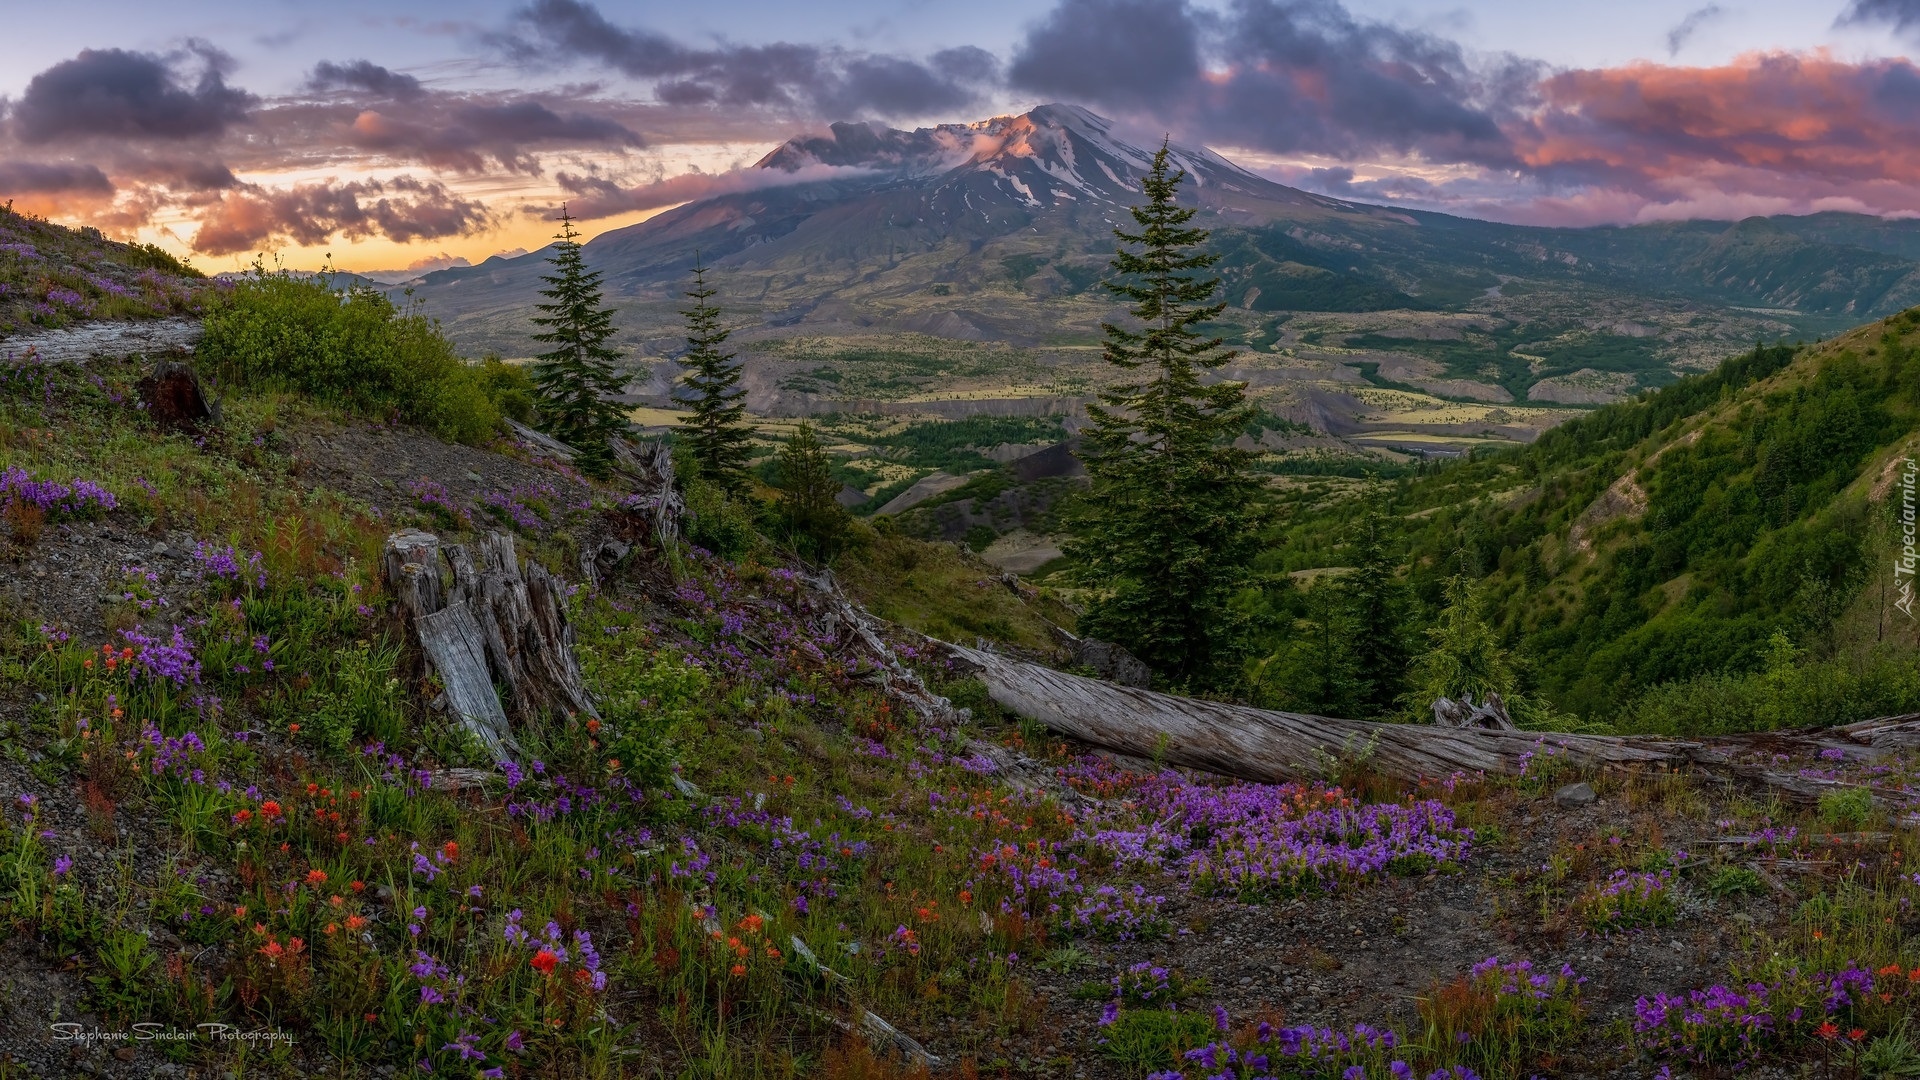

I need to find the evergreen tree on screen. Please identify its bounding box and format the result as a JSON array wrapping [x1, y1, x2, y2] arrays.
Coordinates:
[[776, 424, 847, 559], [1403, 575, 1516, 719], [1064, 143, 1268, 687], [1248, 580, 1360, 716], [530, 207, 627, 477], [677, 258, 752, 493], [1336, 498, 1411, 717]]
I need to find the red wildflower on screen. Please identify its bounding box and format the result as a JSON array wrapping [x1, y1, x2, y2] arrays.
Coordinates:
[[442, 840, 459, 862], [531, 950, 559, 976], [1850, 1029, 1868, 1041], [306, 869, 328, 886], [260, 800, 282, 818], [1817, 1022, 1839, 1040], [730, 964, 746, 977]]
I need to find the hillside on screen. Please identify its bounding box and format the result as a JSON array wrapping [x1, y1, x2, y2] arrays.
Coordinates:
[[1265, 307, 1920, 722], [0, 206, 207, 335], [8, 212, 1920, 1080]]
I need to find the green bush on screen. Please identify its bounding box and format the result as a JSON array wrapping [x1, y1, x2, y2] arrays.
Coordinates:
[[1818, 786, 1874, 830], [683, 476, 760, 560], [1616, 636, 1920, 736], [1704, 865, 1764, 899], [197, 270, 509, 445]]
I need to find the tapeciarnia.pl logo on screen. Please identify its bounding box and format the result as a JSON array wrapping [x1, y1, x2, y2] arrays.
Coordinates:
[[1897, 456, 1916, 621]]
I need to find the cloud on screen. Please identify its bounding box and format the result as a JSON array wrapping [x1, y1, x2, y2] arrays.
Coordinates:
[[1516, 54, 1920, 191], [498, 0, 992, 118], [1009, 0, 1204, 108], [549, 162, 880, 219], [191, 175, 494, 255], [343, 98, 644, 172], [1837, 0, 1920, 35], [306, 60, 426, 100], [1006, 0, 1528, 168], [0, 161, 115, 196], [10, 46, 254, 143], [1666, 5, 1727, 57]]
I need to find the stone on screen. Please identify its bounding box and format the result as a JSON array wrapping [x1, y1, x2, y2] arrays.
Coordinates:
[[1553, 782, 1598, 808]]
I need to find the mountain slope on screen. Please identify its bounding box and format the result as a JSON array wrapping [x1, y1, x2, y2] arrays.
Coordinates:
[[408, 105, 1920, 357], [1270, 307, 1920, 718]]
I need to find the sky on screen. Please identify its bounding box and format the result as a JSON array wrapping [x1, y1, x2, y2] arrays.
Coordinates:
[[1, 0, 1917, 274]]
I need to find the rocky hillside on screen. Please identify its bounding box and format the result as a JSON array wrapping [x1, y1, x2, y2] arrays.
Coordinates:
[[5, 236, 1920, 1080]]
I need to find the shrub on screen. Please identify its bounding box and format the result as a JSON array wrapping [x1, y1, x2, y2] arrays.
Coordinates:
[[1704, 865, 1765, 899], [196, 270, 507, 445], [1819, 786, 1874, 830], [1098, 1008, 1219, 1072], [682, 477, 759, 560]]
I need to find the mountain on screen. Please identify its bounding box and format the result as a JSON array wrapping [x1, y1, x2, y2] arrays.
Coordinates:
[[401, 104, 1920, 441]]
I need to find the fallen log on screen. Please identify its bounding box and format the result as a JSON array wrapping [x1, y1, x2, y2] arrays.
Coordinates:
[[942, 645, 1920, 801]]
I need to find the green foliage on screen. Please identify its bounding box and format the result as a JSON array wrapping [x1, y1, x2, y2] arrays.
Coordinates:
[[308, 640, 406, 753], [1097, 1008, 1219, 1072], [89, 929, 158, 1023], [1403, 575, 1518, 718], [1704, 865, 1765, 899], [1846, 1020, 1920, 1078], [530, 209, 628, 476], [198, 269, 506, 445], [1249, 580, 1362, 717], [864, 414, 1067, 472], [676, 260, 753, 493], [1616, 635, 1920, 736], [594, 651, 707, 790], [1337, 502, 1412, 716], [775, 424, 850, 560], [1266, 319, 1920, 724], [1066, 144, 1269, 688], [682, 475, 760, 561], [1819, 786, 1875, 830], [475, 356, 536, 424]]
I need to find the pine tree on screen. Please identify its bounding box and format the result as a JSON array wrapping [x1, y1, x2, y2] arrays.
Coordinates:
[[677, 258, 752, 493], [1403, 575, 1516, 718], [776, 424, 847, 559], [530, 207, 627, 477], [1064, 143, 1268, 688], [1336, 498, 1411, 717]]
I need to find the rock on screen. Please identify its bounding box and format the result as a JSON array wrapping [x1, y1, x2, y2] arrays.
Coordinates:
[[1553, 782, 1597, 808]]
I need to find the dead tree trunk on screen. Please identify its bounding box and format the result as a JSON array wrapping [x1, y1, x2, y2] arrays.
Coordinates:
[[943, 644, 1920, 801], [382, 529, 599, 756]]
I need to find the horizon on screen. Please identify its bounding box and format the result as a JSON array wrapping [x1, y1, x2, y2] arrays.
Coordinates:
[[2, 0, 1918, 274]]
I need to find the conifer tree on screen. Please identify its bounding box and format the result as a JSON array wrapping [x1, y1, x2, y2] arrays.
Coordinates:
[[676, 258, 752, 493], [530, 207, 627, 477], [1064, 143, 1268, 687], [1403, 575, 1516, 718], [776, 423, 847, 559], [1336, 498, 1412, 717]]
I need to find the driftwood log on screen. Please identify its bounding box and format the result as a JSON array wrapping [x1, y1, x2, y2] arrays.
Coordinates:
[[382, 529, 598, 757], [943, 644, 1920, 801]]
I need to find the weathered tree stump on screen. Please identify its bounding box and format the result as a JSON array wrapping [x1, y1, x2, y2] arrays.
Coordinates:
[[137, 359, 221, 430], [381, 529, 600, 757]]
